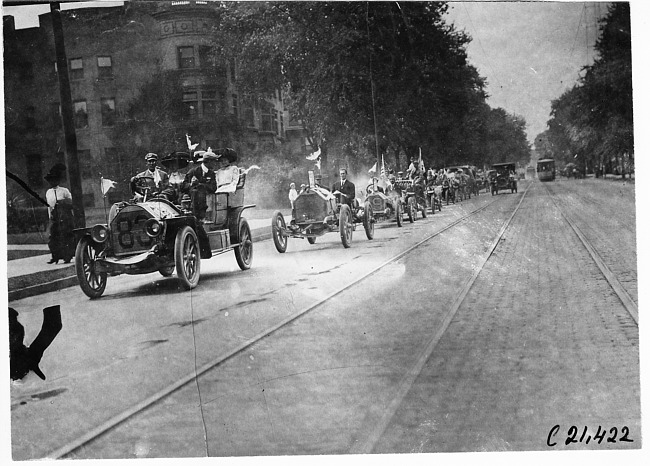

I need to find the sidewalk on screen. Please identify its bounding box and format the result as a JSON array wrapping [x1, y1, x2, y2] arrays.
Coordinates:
[[6, 211, 290, 302]]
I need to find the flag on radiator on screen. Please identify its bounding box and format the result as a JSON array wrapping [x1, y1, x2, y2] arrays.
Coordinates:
[[100, 177, 116, 197]]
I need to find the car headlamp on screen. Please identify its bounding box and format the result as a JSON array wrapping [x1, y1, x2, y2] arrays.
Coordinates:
[[91, 225, 109, 243], [144, 218, 162, 237]]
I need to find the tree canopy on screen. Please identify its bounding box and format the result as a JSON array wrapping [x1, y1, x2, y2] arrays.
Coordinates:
[[542, 3, 632, 175]]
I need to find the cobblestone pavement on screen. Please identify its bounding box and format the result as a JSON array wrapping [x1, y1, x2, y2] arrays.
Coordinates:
[[545, 178, 637, 306], [375, 181, 640, 452]]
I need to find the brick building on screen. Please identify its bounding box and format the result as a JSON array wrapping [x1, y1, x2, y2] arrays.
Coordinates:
[[4, 1, 300, 208]]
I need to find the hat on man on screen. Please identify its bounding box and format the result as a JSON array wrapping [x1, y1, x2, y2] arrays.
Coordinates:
[[193, 150, 206, 162], [201, 150, 220, 162], [145, 152, 158, 161]]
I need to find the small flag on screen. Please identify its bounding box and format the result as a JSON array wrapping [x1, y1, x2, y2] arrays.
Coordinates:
[[368, 162, 377, 174], [315, 158, 321, 170], [100, 177, 116, 197], [380, 155, 386, 179], [418, 148, 425, 173], [186, 134, 199, 151], [306, 147, 321, 160]]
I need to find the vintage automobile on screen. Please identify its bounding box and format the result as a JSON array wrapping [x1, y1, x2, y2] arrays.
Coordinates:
[[447, 165, 479, 198], [425, 184, 443, 214], [394, 177, 426, 221], [490, 162, 518, 195], [364, 185, 404, 227], [74, 171, 254, 299], [272, 172, 373, 252]]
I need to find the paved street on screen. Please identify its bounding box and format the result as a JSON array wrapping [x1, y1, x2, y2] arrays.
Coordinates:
[[9, 179, 639, 459]]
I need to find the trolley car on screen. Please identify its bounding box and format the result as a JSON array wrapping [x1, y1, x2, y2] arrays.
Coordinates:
[[537, 158, 556, 182]]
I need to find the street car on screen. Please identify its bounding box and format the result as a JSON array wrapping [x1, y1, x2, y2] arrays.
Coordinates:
[[490, 162, 518, 195], [74, 172, 254, 298], [272, 172, 373, 251]]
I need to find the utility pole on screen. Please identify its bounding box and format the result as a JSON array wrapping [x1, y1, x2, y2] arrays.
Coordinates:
[[51, 2, 85, 227]]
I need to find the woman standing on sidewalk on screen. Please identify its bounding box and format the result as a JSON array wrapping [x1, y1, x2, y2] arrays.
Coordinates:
[[44, 166, 75, 264]]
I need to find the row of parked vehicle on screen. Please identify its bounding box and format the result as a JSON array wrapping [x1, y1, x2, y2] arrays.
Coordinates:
[[73, 152, 518, 299]]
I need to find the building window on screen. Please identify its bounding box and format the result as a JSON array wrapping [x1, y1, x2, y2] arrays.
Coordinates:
[[182, 91, 198, 117], [70, 58, 84, 79], [272, 110, 278, 134], [232, 94, 239, 117], [101, 98, 116, 127], [97, 56, 113, 78], [243, 96, 254, 127], [280, 113, 284, 136], [199, 46, 214, 68], [178, 46, 195, 69], [261, 104, 274, 132], [78, 149, 92, 178], [202, 90, 217, 115], [73, 100, 88, 129], [25, 154, 43, 187]]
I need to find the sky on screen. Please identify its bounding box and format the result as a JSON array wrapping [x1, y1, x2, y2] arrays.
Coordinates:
[[0, 1, 644, 146]]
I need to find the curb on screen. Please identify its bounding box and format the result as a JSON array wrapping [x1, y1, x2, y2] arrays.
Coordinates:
[[8, 225, 272, 302]]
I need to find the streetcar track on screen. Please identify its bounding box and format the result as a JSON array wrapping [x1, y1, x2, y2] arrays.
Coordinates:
[[45, 194, 503, 459], [349, 181, 532, 454], [542, 183, 638, 325]]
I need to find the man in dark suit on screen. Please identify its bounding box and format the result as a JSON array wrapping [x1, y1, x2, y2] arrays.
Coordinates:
[[181, 150, 219, 259], [331, 168, 355, 208], [181, 150, 218, 220]]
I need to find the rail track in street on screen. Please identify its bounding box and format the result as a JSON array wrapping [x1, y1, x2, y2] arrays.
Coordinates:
[[46, 190, 510, 459]]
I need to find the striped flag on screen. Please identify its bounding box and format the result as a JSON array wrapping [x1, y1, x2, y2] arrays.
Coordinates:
[[380, 155, 386, 179]]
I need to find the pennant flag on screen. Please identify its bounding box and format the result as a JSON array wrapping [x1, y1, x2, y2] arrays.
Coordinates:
[[380, 155, 386, 179], [100, 177, 116, 197], [239, 165, 261, 175], [306, 147, 321, 160], [315, 158, 321, 170], [368, 162, 377, 174], [418, 147, 425, 173], [186, 134, 199, 151]]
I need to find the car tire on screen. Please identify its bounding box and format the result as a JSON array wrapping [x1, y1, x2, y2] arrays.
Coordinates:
[[159, 265, 175, 277], [408, 198, 415, 223], [75, 236, 107, 299], [272, 210, 288, 253], [339, 204, 353, 248], [363, 203, 374, 240], [175, 226, 200, 290], [430, 195, 436, 214], [307, 236, 317, 244], [234, 218, 253, 270]]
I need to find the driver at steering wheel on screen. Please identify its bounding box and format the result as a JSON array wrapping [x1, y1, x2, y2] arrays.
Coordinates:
[[130, 153, 170, 201]]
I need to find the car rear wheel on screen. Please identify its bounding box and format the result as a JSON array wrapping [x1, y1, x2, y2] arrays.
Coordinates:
[[407, 198, 415, 223], [307, 236, 317, 244], [339, 204, 353, 248], [430, 195, 436, 214], [363, 203, 374, 240], [75, 236, 107, 299], [159, 265, 175, 277], [175, 226, 200, 290], [421, 201, 427, 218], [272, 210, 288, 253], [234, 218, 253, 270]]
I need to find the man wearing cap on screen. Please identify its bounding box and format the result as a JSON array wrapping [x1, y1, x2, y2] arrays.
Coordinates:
[[130, 153, 170, 201]]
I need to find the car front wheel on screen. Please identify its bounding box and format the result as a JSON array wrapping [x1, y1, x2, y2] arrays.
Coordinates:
[[75, 236, 107, 299], [175, 226, 200, 290], [234, 218, 253, 270]]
